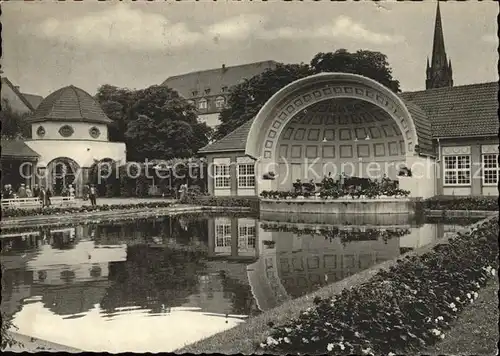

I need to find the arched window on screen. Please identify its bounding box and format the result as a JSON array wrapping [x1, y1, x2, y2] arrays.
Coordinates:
[[198, 98, 208, 110], [215, 96, 226, 108]]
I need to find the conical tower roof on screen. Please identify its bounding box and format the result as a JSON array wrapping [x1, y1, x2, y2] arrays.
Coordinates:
[[431, 1, 448, 68], [27, 85, 112, 125]]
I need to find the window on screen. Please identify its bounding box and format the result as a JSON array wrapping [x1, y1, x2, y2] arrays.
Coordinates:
[[221, 86, 228, 92], [482, 154, 499, 185], [198, 98, 208, 110], [238, 225, 256, 249], [215, 96, 226, 108], [238, 163, 255, 188], [36, 126, 45, 138], [59, 125, 74, 137], [214, 164, 230, 188], [192, 90, 198, 97], [216, 224, 231, 247], [443, 155, 471, 185], [89, 126, 101, 139]]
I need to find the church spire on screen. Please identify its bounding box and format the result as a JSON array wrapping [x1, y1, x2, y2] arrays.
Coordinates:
[[426, 1, 453, 89]]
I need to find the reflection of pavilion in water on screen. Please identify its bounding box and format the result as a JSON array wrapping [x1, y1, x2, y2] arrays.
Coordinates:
[[1, 216, 462, 320], [241, 215, 450, 311], [1, 226, 127, 318]]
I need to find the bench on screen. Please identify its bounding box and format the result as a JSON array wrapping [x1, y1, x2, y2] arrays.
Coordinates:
[[1, 196, 76, 209], [51, 196, 77, 207], [1, 197, 42, 209]]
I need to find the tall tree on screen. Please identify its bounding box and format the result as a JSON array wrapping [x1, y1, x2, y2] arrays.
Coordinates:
[[124, 85, 211, 161], [96, 85, 211, 161], [214, 63, 313, 140], [214, 50, 400, 140], [311, 49, 400, 92], [0, 99, 30, 139], [95, 85, 136, 142]]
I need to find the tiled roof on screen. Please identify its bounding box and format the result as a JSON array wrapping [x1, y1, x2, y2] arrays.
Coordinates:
[[400, 82, 498, 138], [200, 82, 498, 154], [27, 85, 113, 125], [401, 100, 435, 155], [21, 93, 44, 110], [1, 139, 40, 159], [199, 119, 254, 153], [1, 77, 37, 112], [161, 60, 278, 99]]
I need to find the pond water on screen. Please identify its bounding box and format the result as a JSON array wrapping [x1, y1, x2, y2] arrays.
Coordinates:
[[0, 213, 476, 352]]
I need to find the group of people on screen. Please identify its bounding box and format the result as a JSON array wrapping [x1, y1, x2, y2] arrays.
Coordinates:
[[2, 183, 99, 207], [2, 183, 53, 207]]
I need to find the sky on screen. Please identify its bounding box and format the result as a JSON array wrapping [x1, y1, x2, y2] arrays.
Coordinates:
[[2, 0, 498, 98]]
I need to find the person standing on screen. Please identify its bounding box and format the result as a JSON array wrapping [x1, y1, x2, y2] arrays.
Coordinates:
[[33, 184, 40, 198], [18, 184, 27, 198], [82, 184, 90, 201], [2, 185, 9, 199], [7, 185, 14, 198], [68, 184, 75, 197], [89, 185, 97, 206], [39, 187, 47, 208], [26, 186, 33, 197], [45, 187, 52, 207]]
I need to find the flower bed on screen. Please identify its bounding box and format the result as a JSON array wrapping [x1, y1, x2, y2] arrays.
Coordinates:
[[424, 195, 499, 211], [258, 217, 498, 355], [261, 188, 409, 200], [1, 201, 174, 218]]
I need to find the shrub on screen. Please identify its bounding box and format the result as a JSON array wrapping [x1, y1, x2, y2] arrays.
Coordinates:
[[424, 195, 499, 211], [180, 195, 260, 212], [1, 310, 22, 350], [258, 217, 498, 355]]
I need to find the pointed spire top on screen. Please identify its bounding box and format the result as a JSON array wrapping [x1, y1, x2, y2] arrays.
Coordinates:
[[426, 1, 453, 89], [431, 1, 447, 67]]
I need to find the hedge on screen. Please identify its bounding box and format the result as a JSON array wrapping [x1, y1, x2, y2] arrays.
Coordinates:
[[260, 223, 411, 245], [258, 217, 498, 355], [1, 202, 174, 218], [0, 211, 255, 235], [181, 195, 260, 212], [424, 195, 499, 211]]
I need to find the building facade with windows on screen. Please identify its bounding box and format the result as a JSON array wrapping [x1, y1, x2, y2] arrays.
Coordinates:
[[200, 76, 498, 198], [198, 3, 498, 198], [161, 61, 278, 129]]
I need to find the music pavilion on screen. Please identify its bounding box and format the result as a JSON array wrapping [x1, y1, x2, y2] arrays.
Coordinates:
[[197, 2, 498, 199]]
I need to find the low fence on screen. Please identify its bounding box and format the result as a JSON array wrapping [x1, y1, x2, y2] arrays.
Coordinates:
[[1, 196, 76, 209]]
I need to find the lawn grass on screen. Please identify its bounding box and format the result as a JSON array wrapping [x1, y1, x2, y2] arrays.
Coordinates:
[[422, 278, 499, 356]]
